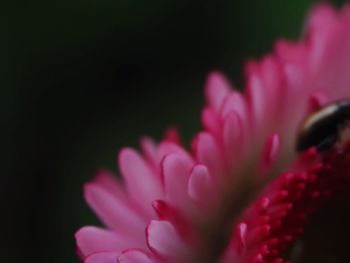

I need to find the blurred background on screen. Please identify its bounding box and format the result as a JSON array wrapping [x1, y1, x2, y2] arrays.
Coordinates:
[[2, 0, 346, 262]]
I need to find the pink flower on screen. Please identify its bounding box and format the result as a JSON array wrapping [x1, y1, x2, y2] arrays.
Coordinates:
[[76, 4, 350, 263]]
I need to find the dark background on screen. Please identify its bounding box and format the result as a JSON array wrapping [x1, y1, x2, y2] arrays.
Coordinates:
[[2, 0, 346, 262]]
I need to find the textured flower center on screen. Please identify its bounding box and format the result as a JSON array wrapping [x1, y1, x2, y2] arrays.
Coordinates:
[[237, 144, 350, 263]]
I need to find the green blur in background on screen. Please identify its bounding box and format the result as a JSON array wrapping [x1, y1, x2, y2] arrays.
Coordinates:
[[2, 0, 346, 262]]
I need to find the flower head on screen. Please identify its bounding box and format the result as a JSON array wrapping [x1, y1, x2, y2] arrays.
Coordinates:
[[76, 4, 350, 263]]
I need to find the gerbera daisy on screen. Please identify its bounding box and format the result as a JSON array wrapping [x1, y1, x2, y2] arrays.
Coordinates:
[[76, 4, 350, 263]]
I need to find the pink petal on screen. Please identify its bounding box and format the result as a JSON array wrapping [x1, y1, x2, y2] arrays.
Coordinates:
[[220, 91, 247, 123], [201, 107, 221, 137], [146, 220, 191, 260], [158, 142, 193, 164], [187, 164, 213, 201], [259, 133, 281, 177], [245, 69, 265, 132], [76, 226, 131, 258], [194, 132, 225, 177], [273, 40, 310, 139], [310, 6, 350, 101], [118, 249, 154, 263], [140, 137, 160, 171], [85, 252, 119, 263], [245, 56, 284, 135], [222, 111, 243, 163], [119, 148, 163, 209], [162, 153, 192, 208], [84, 183, 146, 242], [305, 4, 338, 71], [93, 169, 126, 199], [205, 71, 231, 111]]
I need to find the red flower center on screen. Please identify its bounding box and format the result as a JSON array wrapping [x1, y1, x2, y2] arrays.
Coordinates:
[[235, 144, 350, 263]]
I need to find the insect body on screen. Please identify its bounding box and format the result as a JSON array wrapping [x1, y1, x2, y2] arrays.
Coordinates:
[[296, 100, 350, 152]]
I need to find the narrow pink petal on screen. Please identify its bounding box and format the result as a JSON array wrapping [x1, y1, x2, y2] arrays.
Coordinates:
[[223, 111, 243, 163], [220, 91, 247, 122], [303, 5, 350, 101], [146, 220, 191, 260], [259, 133, 281, 177], [76, 226, 132, 258], [187, 164, 213, 201], [245, 70, 265, 132], [205, 71, 231, 111], [140, 137, 160, 171], [118, 249, 154, 263], [162, 153, 192, 208], [201, 107, 221, 137], [274, 40, 308, 96], [194, 132, 225, 177], [85, 252, 119, 263], [306, 4, 336, 34], [305, 4, 338, 70], [158, 142, 193, 164], [275, 37, 308, 67], [245, 56, 284, 135], [93, 169, 125, 199], [119, 148, 163, 207], [84, 183, 146, 242]]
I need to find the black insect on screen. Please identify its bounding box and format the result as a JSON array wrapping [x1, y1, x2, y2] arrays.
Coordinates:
[[296, 100, 350, 152]]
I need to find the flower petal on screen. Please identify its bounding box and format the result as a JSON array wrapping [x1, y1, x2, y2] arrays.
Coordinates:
[[84, 183, 146, 243], [194, 132, 225, 177], [140, 137, 160, 172], [223, 111, 243, 164], [162, 153, 192, 209], [221, 91, 247, 124], [205, 71, 231, 111], [76, 226, 131, 258], [259, 133, 281, 177], [118, 249, 154, 263], [93, 169, 126, 199], [158, 142, 193, 163], [187, 164, 213, 202], [146, 220, 191, 260], [85, 252, 118, 263], [201, 107, 221, 137], [119, 148, 163, 209]]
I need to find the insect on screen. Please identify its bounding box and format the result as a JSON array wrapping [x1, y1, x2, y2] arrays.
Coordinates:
[[296, 99, 350, 152]]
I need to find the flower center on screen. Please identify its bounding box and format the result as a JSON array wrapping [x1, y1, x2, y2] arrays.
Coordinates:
[[287, 144, 350, 263], [231, 144, 350, 263]]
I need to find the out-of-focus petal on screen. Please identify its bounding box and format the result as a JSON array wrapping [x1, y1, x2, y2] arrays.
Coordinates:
[[146, 220, 191, 261], [76, 226, 131, 258], [118, 249, 154, 263], [84, 183, 146, 243], [84, 252, 118, 263], [119, 148, 163, 209], [205, 71, 231, 111]]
